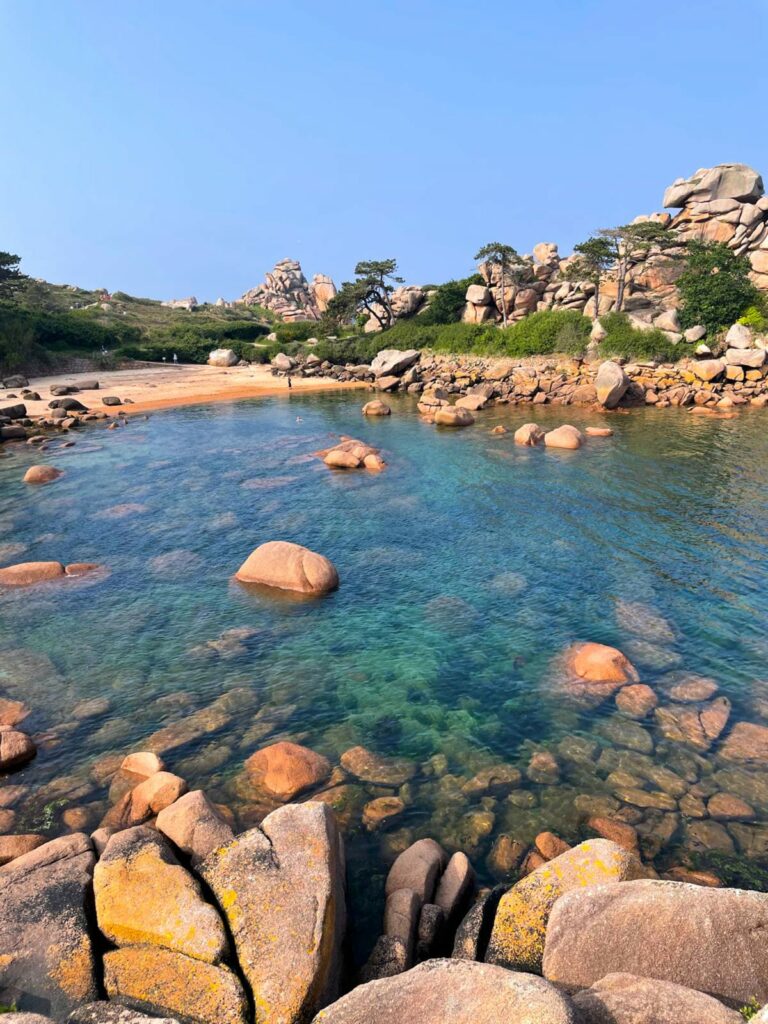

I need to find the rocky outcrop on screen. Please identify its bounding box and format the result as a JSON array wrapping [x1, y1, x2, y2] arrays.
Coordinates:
[[240, 259, 336, 321], [485, 839, 645, 973], [312, 959, 577, 1024], [235, 541, 339, 596], [572, 973, 742, 1024], [200, 802, 346, 1024], [543, 879, 768, 1008], [0, 834, 99, 1018]]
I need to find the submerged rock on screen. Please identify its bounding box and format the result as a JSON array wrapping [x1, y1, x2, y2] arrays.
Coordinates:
[[434, 406, 475, 427], [544, 425, 584, 449], [235, 540, 339, 596], [245, 741, 331, 800], [362, 400, 391, 416], [0, 561, 65, 586], [22, 465, 63, 484], [341, 746, 415, 787], [513, 422, 545, 446]]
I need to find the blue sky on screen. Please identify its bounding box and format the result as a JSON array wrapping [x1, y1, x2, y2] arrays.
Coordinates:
[[2, 1, 767, 302]]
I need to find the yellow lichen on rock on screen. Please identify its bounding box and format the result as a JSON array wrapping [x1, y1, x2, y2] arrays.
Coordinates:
[[485, 839, 645, 973], [103, 946, 249, 1024], [94, 826, 228, 964]]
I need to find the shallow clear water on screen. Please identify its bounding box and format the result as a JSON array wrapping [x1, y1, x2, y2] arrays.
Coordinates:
[[1, 392, 768, 944]]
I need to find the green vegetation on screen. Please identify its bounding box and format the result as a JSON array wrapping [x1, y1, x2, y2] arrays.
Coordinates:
[[0, 251, 25, 300], [418, 274, 484, 325], [741, 997, 762, 1020], [596, 312, 686, 362], [678, 241, 760, 333], [322, 259, 403, 333], [474, 242, 524, 327], [564, 236, 614, 315], [272, 320, 322, 345], [596, 222, 682, 312], [737, 304, 768, 331]]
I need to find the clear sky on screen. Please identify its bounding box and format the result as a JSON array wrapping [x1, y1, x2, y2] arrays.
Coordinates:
[[2, 0, 767, 302]]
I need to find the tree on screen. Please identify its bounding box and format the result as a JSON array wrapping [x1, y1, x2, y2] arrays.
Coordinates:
[[677, 241, 761, 333], [419, 274, 484, 325], [0, 252, 26, 300], [322, 259, 403, 332], [597, 222, 681, 312], [564, 236, 614, 318], [474, 242, 522, 327]]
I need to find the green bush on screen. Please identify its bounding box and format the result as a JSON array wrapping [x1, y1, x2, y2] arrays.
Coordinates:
[[740, 997, 761, 1021], [312, 333, 385, 365], [494, 309, 591, 357], [273, 321, 322, 344], [678, 241, 760, 333], [597, 312, 686, 362], [418, 274, 484, 325], [738, 304, 768, 331], [0, 302, 141, 374]]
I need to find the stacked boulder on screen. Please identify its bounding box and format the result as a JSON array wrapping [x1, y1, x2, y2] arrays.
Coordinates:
[[239, 259, 337, 321]]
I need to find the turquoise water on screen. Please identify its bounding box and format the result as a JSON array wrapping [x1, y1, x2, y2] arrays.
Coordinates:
[[1, 392, 768, 939]]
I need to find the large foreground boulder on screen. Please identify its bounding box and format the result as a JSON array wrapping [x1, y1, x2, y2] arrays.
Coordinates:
[[485, 839, 645, 973], [235, 541, 339, 596], [543, 879, 768, 1008], [67, 1002, 181, 1024], [200, 801, 346, 1024], [94, 826, 228, 963], [207, 349, 238, 367], [0, 834, 99, 1017], [572, 973, 742, 1024], [595, 361, 629, 408], [370, 349, 419, 378], [311, 959, 576, 1024], [103, 948, 247, 1024]]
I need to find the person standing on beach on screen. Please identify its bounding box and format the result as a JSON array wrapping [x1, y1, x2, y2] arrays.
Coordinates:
[[173, 353, 178, 364], [287, 376, 292, 389]]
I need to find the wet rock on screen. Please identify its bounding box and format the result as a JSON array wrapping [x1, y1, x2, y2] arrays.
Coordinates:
[[101, 771, 187, 830], [654, 697, 731, 751], [386, 839, 447, 903], [103, 948, 247, 1024], [663, 866, 723, 887], [0, 834, 45, 865], [362, 796, 405, 830], [543, 879, 768, 1008], [485, 839, 644, 973], [486, 835, 526, 879], [22, 465, 63, 484], [585, 817, 640, 857], [312, 959, 577, 1024], [707, 792, 755, 820], [156, 790, 234, 864], [94, 826, 228, 963], [200, 801, 345, 1024], [245, 741, 331, 800], [567, 642, 639, 686], [526, 749, 560, 784], [0, 834, 98, 1017], [615, 600, 675, 644], [684, 819, 735, 854], [0, 730, 36, 770], [415, 904, 445, 962], [713, 768, 768, 814], [543, 424, 584, 449], [572, 972, 742, 1024], [616, 684, 658, 718], [461, 764, 521, 796], [434, 406, 475, 427], [534, 832, 571, 860], [235, 540, 339, 596], [614, 787, 677, 811], [513, 422, 544, 446], [362, 400, 391, 416], [719, 721, 768, 763], [584, 426, 613, 437], [0, 561, 65, 586], [451, 886, 507, 961], [120, 751, 164, 777], [341, 745, 415, 786], [659, 672, 719, 703], [596, 717, 653, 754]]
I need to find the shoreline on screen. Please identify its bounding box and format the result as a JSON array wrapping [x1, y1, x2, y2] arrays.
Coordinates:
[[2, 363, 368, 420]]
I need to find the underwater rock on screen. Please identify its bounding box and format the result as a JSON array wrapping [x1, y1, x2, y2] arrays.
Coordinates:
[[567, 642, 639, 686], [513, 422, 545, 446], [245, 741, 331, 800], [654, 697, 731, 751], [363, 796, 405, 830], [615, 684, 658, 718], [0, 729, 36, 770], [362, 400, 391, 416], [434, 406, 475, 427], [22, 465, 63, 484], [0, 561, 65, 586], [341, 746, 416, 787], [719, 721, 768, 764]]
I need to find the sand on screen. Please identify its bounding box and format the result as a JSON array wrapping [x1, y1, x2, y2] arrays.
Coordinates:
[[3, 363, 367, 417]]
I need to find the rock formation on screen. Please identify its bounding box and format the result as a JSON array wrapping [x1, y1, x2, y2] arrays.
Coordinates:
[[239, 259, 336, 321]]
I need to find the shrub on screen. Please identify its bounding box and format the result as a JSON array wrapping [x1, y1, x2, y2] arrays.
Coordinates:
[[678, 241, 760, 333], [312, 333, 385, 365], [494, 309, 591, 357], [273, 321, 322, 345], [737, 304, 768, 331], [598, 312, 686, 362], [740, 997, 761, 1021], [418, 274, 484, 325]]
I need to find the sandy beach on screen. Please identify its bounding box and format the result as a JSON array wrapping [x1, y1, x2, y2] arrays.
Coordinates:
[[3, 363, 368, 417]]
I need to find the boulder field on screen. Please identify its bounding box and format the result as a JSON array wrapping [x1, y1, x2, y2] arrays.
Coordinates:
[[1, 811, 766, 1024]]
